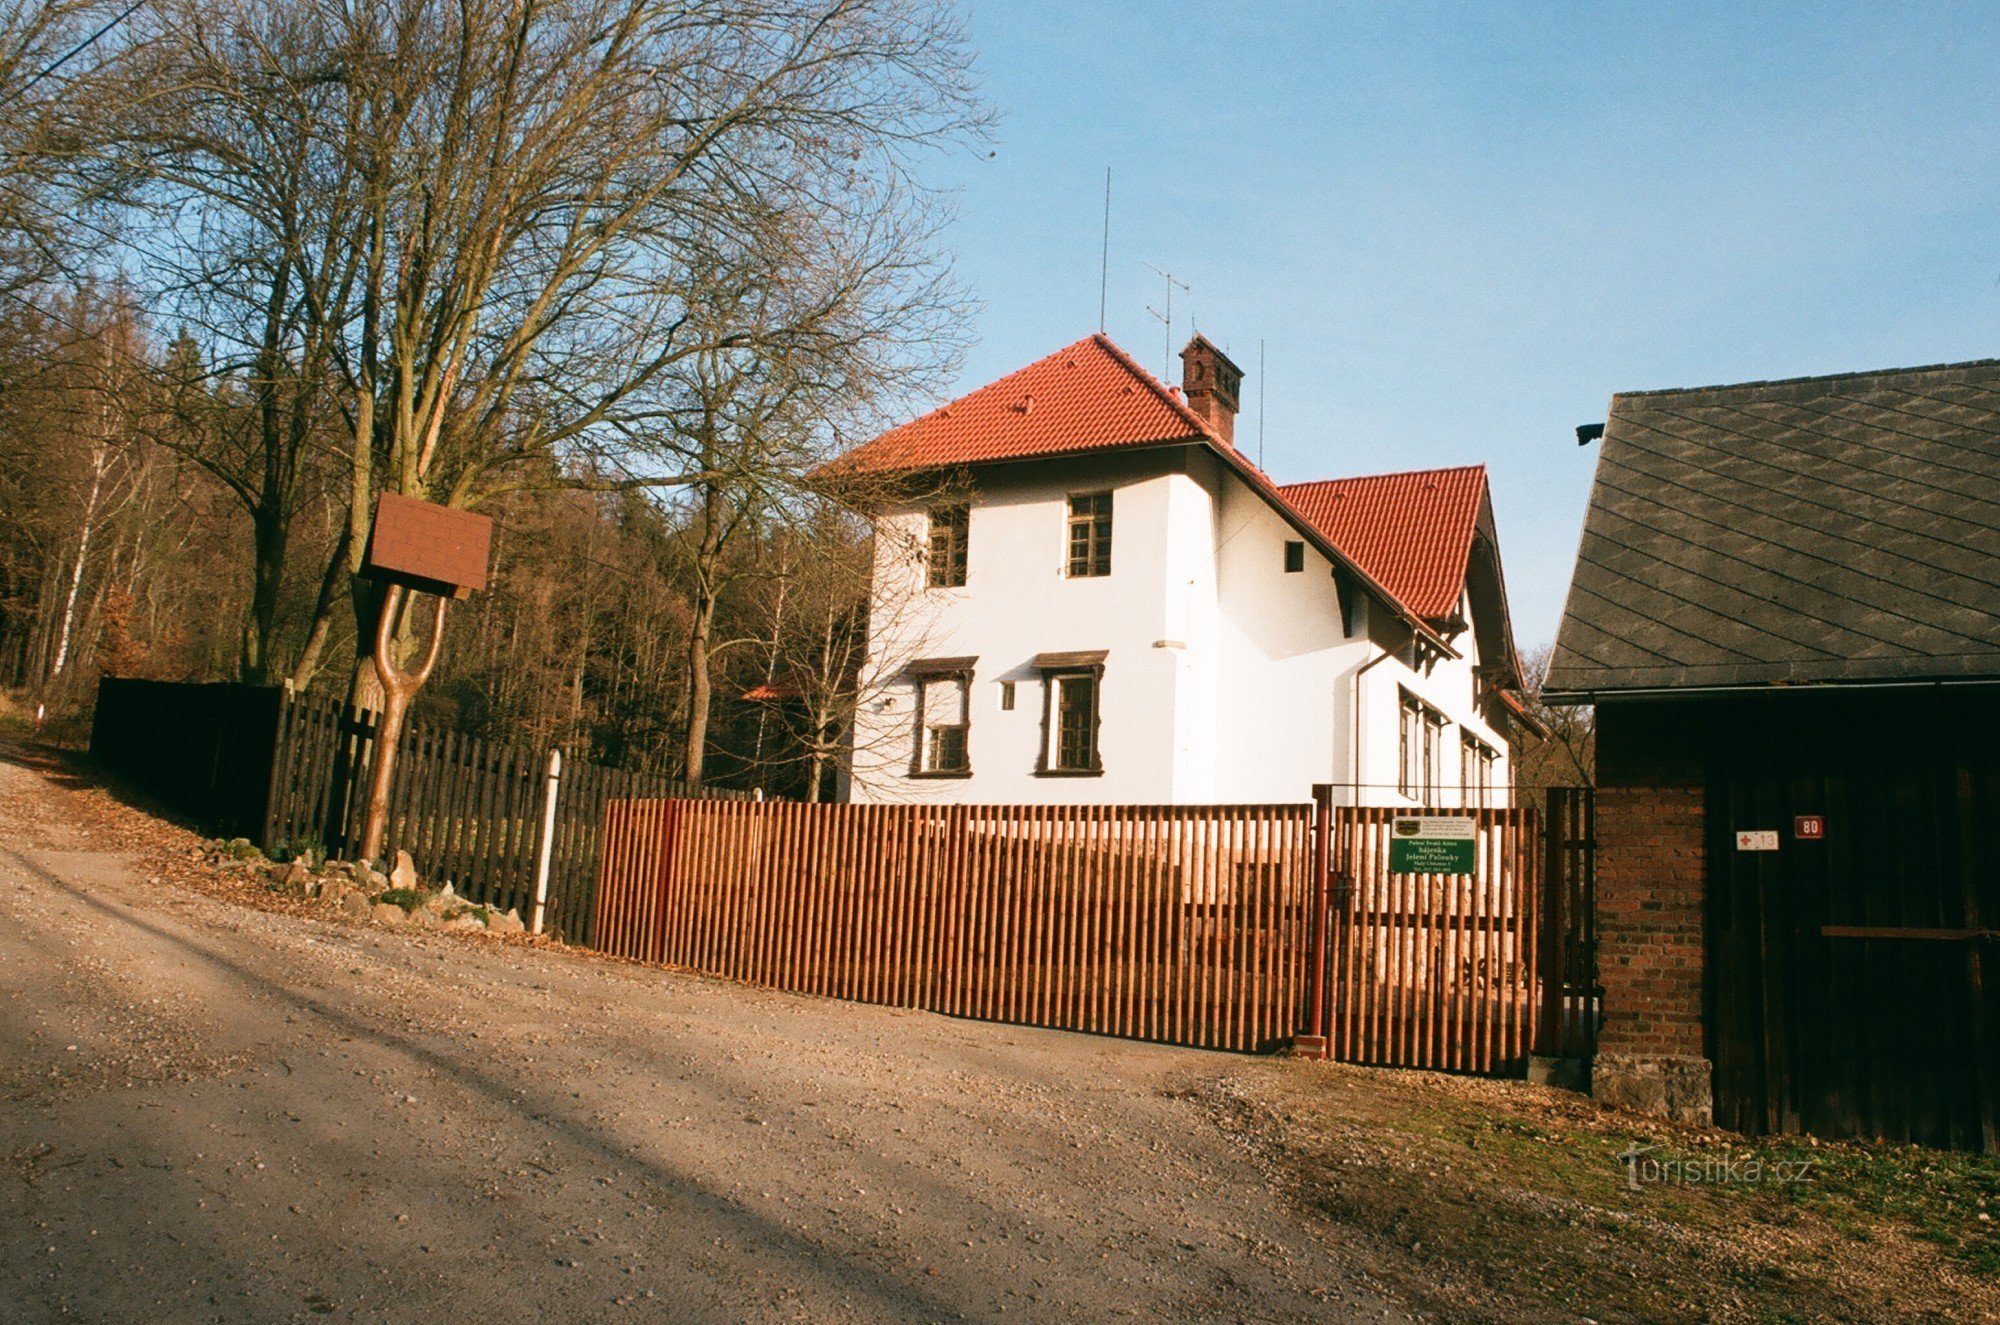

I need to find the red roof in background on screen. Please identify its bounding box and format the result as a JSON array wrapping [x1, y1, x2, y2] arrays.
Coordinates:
[[822, 333, 1213, 474], [1278, 467, 1488, 621]]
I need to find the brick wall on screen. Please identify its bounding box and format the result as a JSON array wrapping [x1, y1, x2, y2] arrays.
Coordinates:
[[1588, 700, 1712, 1122], [1593, 782, 1705, 1057]]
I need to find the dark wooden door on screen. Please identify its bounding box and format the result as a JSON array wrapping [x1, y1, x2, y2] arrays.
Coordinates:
[[1706, 692, 2000, 1151]]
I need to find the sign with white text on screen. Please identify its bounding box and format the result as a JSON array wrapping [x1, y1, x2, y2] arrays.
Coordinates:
[[1389, 816, 1476, 874]]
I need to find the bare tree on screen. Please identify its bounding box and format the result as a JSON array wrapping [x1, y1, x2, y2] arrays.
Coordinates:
[[0, 0, 131, 293], [1513, 643, 1594, 788], [121, 0, 983, 740]]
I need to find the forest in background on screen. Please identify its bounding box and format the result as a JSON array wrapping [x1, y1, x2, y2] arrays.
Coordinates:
[[0, 0, 986, 800]]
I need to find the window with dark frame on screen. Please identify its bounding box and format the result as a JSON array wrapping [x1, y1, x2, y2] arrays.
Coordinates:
[[1399, 688, 1449, 802], [1065, 491, 1113, 577], [927, 505, 968, 588], [1284, 540, 1305, 573], [1032, 650, 1106, 775], [1462, 734, 1496, 808], [1052, 674, 1098, 771], [909, 666, 973, 776]]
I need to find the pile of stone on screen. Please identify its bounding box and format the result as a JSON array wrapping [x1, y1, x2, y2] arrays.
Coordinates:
[[239, 842, 527, 934]]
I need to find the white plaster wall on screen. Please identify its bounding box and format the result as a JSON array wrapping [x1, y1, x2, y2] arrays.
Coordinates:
[[848, 454, 1192, 804], [846, 447, 1511, 807], [1349, 592, 1514, 809], [1206, 454, 1372, 803]]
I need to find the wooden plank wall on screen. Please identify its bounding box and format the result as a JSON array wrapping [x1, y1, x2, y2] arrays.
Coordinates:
[[593, 800, 1314, 1053], [1317, 805, 1542, 1075], [259, 687, 751, 932], [1705, 691, 2000, 1152], [1536, 788, 1599, 1060]]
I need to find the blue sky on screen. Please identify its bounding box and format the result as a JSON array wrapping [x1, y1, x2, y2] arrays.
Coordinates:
[[926, 1, 2000, 649]]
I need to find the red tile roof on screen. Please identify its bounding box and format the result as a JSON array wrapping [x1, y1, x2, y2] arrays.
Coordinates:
[[821, 333, 1486, 652], [822, 333, 1213, 474], [1278, 467, 1487, 621]]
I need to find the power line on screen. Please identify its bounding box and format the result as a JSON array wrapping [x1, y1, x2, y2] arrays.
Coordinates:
[[0, 0, 143, 112]]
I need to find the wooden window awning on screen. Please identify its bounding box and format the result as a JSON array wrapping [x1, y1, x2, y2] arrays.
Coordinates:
[[1032, 649, 1108, 670], [907, 655, 977, 678]]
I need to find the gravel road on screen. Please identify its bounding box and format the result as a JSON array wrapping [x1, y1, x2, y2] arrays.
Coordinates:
[[0, 745, 1407, 1324]]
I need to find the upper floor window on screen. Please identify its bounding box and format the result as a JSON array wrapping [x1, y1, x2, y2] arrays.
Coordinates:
[[1399, 689, 1449, 802], [1066, 491, 1112, 578], [927, 506, 968, 588], [1284, 540, 1305, 573]]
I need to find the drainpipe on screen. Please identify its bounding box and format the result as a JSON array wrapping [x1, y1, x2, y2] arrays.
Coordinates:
[[1349, 639, 1397, 806]]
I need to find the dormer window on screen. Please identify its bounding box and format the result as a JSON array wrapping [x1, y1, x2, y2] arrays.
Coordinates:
[[927, 506, 968, 588], [1066, 491, 1112, 577]]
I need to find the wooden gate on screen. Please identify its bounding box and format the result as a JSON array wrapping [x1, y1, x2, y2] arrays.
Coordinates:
[[1296, 790, 1596, 1076]]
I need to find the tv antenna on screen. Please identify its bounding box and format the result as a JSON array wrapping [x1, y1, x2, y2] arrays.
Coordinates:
[[1098, 168, 1111, 333], [1258, 339, 1267, 468], [1144, 262, 1189, 380]]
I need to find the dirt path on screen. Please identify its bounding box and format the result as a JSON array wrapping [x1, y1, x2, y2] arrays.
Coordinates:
[[0, 745, 1406, 1324]]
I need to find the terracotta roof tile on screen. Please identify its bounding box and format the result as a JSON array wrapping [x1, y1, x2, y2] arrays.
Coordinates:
[[821, 332, 1471, 654], [823, 333, 1213, 474], [1278, 467, 1487, 621]]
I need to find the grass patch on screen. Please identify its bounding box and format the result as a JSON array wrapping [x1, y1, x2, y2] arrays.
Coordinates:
[[1222, 1062, 1999, 1324], [374, 887, 428, 912]]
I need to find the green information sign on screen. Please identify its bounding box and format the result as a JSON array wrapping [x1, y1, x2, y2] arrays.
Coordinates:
[[1388, 816, 1476, 874]]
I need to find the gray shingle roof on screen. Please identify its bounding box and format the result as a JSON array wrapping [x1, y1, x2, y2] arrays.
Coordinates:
[[1544, 359, 2000, 699]]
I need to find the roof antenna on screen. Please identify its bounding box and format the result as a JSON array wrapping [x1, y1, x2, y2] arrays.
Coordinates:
[[1258, 339, 1267, 468], [1098, 167, 1111, 334], [1144, 262, 1188, 381]]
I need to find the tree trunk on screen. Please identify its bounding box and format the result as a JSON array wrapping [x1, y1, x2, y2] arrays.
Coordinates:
[[241, 504, 288, 684], [358, 584, 448, 863], [288, 527, 353, 691], [39, 442, 110, 723], [682, 481, 723, 786]]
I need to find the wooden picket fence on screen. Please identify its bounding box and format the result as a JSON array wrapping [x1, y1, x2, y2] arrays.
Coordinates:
[[592, 791, 1593, 1069], [259, 686, 752, 935], [593, 800, 1313, 1052]]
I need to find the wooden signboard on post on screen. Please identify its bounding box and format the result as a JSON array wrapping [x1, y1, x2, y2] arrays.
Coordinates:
[[355, 493, 493, 863], [363, 492, 492, 599]]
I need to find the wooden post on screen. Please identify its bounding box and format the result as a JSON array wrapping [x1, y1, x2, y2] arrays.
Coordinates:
[[530, 748, 564, 935], [1535, 788, 1567, 1058], [357, 584, 448, 864], [1294, 784, 1335, 1056]]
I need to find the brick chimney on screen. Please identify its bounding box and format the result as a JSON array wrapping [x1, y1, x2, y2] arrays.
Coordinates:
[[1179, 333, 1245, 445]]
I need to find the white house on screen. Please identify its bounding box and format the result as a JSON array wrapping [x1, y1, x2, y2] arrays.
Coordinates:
[[824, 332, 1537, 807]]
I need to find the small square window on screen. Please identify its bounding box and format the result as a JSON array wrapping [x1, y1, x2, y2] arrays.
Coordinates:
[[1283, 541, 1305, 573]]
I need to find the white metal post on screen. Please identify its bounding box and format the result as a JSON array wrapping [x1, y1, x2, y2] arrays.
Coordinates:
[[529, 748, 563, 935]]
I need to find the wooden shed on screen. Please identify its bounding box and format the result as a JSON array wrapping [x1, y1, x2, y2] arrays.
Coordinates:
[[1546, 359, 2000, 1151]]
